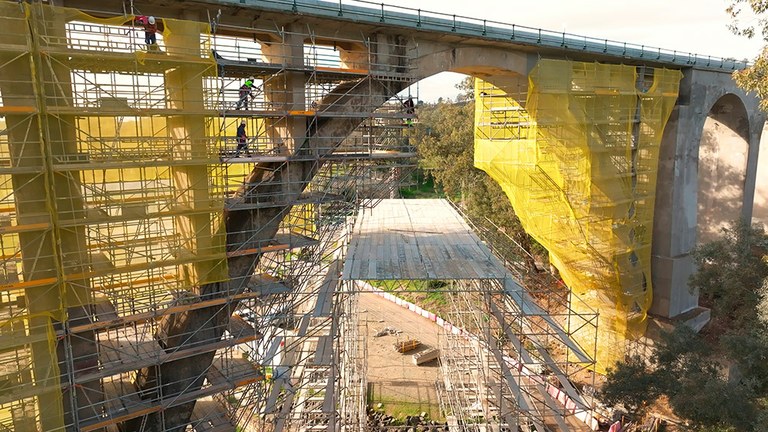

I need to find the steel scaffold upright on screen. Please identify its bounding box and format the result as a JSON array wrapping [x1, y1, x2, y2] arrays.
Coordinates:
[[0, 2, 416, 431], [339, 199, 599, 431], [209, 18, 416, 432], [435, 277, 598, 432]]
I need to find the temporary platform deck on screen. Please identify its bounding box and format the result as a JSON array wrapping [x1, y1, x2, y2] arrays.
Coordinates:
[[343, 199, 507, 280], [342, 199, 598, 431]]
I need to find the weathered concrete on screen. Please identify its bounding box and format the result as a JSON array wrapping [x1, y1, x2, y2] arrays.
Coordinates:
[[651, 69, 765, 317], [42, 0, 766, 428], [753, 124, 768, 230]]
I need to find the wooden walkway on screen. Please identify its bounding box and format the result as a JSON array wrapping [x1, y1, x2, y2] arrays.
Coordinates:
[[342, 199, 507, 280]]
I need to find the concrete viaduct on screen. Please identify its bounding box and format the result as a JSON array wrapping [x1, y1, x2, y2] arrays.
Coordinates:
[[5, 0, 764, 430], [112, 0, 768, 328]]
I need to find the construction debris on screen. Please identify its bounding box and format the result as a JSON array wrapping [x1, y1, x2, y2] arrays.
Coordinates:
[[412, 347, 440, 365], [374, 326, 400, 337], [367, 407, 448, 431]]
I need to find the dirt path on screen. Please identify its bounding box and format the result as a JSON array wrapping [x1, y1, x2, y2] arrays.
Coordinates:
[[359, 292, 443, 420]]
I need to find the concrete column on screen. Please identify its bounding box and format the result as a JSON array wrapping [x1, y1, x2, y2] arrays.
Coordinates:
[[742, 110, 766, 222], [164, 15, 224, 287], [0, 3, 99, 429], [261, 24, 307, 154], [651, 69, 766, 319], [650, 98, 701, 318], [32, 6, 100, 429], [368, 33, 407, 76], [751, 125, 768, 229]]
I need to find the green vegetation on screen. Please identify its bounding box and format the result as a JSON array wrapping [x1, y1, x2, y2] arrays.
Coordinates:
[[368, 398, 442, 422], [399, 172, 441, 198], [411, 77, 543, 270], [729, 1, 768, 109], [368, 280, 450, 312], [600, 220, 768, 431]]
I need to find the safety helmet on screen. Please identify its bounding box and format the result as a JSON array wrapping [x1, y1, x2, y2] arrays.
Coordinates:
[[148, 16, 156, 25], [241, 119, 246, 125]]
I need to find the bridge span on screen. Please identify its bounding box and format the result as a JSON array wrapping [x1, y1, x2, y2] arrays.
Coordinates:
[[0, 0, 763, 431]]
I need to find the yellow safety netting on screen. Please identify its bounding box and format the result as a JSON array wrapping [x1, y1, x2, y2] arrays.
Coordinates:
[[474, 59, 681, 371], [0, 3, 227, 429]]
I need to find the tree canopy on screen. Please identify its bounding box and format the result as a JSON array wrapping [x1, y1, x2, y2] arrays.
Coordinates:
[[411, 77, 541, 267], [600, 221, 768, 431], [729, 0, 768, 108]]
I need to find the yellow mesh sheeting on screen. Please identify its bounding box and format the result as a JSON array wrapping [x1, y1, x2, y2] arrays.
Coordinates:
[[475, 59, 681, 371], [0, 3, 228, 429], [0, 314, 65, 431]]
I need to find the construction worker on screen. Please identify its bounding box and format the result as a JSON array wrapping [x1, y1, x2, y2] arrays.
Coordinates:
[[403, 96, 415, 115], [135, 16, 158, 47], [403, 96, 415, 126], [235, 119, 250, 157], [236, 77, 256, 110]]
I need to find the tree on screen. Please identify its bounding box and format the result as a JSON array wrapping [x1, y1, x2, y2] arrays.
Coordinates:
[[412, 80, 543, 270], [729, 0, 768, 108], [600, 355, 660, 412], [600, 220, 768, 431], [691, 219, 768, 332], [455, 76, 474, 102]]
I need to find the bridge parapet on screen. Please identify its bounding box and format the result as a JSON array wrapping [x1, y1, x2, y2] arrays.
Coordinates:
[[222, 0, 749, 72]]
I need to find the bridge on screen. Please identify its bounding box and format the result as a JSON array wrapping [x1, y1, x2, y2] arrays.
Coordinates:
[[0, 0, 762, 431]]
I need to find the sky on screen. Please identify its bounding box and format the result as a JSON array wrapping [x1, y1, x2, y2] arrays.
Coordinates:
[[359, 0, 766, 101]]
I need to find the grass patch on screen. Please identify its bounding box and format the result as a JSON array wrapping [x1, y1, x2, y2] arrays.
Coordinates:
[[369, 398, 443, 423], [367, 280, 450, 318], [400, 175, 441, 199]]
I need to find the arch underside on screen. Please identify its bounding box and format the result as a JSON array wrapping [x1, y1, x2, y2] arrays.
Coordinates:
[[697, 94, 751, 244]]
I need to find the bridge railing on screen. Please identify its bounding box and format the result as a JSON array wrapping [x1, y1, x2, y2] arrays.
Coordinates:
[[237, 0, 749, 71]]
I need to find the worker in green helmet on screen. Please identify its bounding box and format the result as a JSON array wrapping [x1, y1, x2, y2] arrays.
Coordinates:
[[236, 76, 256, 110]]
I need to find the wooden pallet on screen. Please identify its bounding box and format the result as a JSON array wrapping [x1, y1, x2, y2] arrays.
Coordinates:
[[393, 339, 421, 353]]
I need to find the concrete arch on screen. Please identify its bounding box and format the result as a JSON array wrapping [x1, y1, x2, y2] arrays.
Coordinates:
[[690, 75, 765, 229], [697, 93, 751, 243], [651, 69, 765, 319], [411, 44, 534, 93]]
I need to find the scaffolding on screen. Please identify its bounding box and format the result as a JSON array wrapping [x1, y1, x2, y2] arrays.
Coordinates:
[[436, 278, 597, 432], [341, 199, 599, 432], [0, 2, 416, 431], [474, 60, 682, 371]]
